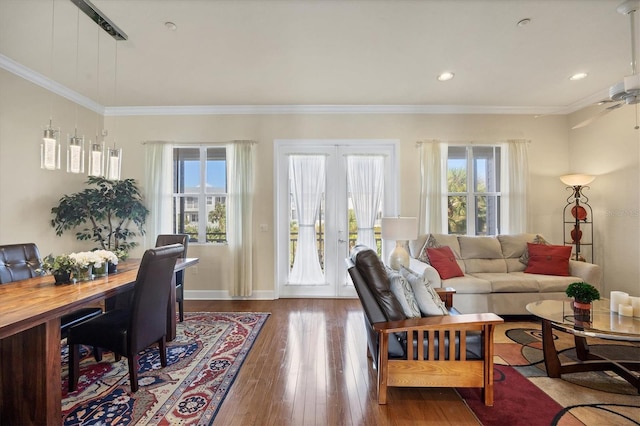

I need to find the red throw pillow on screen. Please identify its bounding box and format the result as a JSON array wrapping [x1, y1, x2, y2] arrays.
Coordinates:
[[524, 243, 572, 276], [426, 246, 464, 279]]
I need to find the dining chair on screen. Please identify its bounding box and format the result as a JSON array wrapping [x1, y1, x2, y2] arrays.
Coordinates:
[[0, 243, 103, 340], [155, 234, 189, 322], [67, 243, 184, 392]]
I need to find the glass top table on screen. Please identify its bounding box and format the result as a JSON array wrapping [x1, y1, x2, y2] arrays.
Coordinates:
[[526, 299, 640, 342], [526, 299, 639, 393]]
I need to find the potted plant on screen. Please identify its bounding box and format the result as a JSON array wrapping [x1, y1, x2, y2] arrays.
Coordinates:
[[566, 281, 600, 307], [50, 176, 149, 254], [38, 254, 76, 285]]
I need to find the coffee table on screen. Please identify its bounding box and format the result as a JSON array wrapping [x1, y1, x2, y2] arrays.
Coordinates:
[[526, 299, 640, 393]]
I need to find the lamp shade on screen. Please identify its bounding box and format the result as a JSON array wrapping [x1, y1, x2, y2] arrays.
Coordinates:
[[381, 217, 418, 241], [560, 174, 595, 186]]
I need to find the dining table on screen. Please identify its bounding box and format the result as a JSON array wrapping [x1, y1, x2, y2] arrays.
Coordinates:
[[0, 256, 198, 425]]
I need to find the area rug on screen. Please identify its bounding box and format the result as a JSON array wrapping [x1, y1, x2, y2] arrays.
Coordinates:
[[61, 312, 269, 425], [459, 321, 640, 426]]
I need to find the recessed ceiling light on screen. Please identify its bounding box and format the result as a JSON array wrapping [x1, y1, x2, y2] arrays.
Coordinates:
[[164, 21, 177, 31], [437, 72, 455, 81], [569, 72, 588, 81], [517, 18, 531, 27]]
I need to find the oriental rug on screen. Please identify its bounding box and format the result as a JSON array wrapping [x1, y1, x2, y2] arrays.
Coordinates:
[[458, 321, 640, 426], [61, 312, 269, 425]]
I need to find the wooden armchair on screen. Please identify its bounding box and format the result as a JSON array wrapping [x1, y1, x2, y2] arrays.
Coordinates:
[[346, 245, 503, 406]]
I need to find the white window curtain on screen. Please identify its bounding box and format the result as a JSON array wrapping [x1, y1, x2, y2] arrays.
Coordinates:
[[346, 155, 384, 250], [418, 140, 447, 234], [227, 140, 256, 297], [143, 142, 173, 248], [502, 139, 530, 234], [288, 155, 325, 284]]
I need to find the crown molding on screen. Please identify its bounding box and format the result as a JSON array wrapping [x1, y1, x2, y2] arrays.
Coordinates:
[[2, 53, 600, 117], [0, 54, 104, 114]]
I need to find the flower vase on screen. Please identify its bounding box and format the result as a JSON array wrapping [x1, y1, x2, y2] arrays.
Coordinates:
[[108, 261, 118, 274], [74, 265, 93, 282], [93, 263, 108, 278], [53, 272, 71, 285]]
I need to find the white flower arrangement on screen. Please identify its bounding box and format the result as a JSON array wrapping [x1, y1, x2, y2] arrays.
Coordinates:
[[69, 251, 103, 268], [93, 249, 119, 266]]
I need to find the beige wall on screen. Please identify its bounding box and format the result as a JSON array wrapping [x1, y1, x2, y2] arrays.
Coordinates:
[[2, 68, 637, 298]]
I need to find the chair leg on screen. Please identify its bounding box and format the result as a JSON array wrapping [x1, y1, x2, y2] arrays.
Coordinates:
[[68, 344, 81, 392], [159, 336, 167, 367], [177, 285, 184, 322], [94, 346, 103, 362], [128, 354, 139, 392]]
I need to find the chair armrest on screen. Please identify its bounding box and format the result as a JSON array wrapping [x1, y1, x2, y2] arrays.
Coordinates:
[[568, 260, 602, 290], [373, 313, 503, 334]]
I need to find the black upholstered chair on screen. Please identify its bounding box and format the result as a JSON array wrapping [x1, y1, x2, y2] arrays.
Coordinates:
[[67, 244, 184, 392], [0, 243, 103, 339], [155, 234, 189, 322]]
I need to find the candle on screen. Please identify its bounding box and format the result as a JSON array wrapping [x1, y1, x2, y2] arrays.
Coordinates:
[[618, 304, 634, 317], [610, 291, 630, 312], [630, 296, 640, 317]]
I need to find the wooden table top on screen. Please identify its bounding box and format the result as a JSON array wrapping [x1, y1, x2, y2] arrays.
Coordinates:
[[0, 257, 199, 339]]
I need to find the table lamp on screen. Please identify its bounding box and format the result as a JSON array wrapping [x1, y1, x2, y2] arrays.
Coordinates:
[[381, 217, 418, 270]]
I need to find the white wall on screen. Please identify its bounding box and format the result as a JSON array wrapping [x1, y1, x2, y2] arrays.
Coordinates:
[[4, 68, 633, 298]]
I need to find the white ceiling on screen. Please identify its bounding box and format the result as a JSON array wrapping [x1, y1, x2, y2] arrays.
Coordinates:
[[0, 0, 636, 114]]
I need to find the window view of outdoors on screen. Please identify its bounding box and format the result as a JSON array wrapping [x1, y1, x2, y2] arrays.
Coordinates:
[[447, 146, 501, 236], [173, 147, 227, 243]]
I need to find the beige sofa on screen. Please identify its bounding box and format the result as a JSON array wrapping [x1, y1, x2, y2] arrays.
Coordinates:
[[407, 233, 602, 315]]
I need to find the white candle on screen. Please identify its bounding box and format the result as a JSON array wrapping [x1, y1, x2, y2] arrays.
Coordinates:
[[630, 296, 640, 317], [610, 291, 629, 312], [618, 304, 633, 317]]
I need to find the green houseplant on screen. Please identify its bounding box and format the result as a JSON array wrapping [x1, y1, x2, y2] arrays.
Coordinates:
[[38, 254, 76, 284], [50, 176, 149, 255], [565, 281, 600, 305]]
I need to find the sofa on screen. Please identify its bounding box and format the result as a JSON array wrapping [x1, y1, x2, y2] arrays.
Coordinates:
[[346, 245, 503, 405], [407, 233, 602, 315]]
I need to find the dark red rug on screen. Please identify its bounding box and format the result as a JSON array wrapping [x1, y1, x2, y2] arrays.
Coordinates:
[[457, 365, 565, 426]]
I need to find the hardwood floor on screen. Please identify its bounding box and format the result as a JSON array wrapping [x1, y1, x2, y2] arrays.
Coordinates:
[[184, 299, 480, 425]]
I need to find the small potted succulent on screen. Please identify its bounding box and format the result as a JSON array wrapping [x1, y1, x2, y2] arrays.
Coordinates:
[[38, 254, 76, 285]]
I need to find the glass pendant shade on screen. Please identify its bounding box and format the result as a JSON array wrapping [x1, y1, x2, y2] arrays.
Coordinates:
[[67, 133, 85, 174], [40, 125, 61, 170], [106, 146, 122, 180], [88, 141, 105, 177]]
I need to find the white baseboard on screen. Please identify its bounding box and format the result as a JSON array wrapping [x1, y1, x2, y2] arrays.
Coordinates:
[[184, 289, 276, 300]]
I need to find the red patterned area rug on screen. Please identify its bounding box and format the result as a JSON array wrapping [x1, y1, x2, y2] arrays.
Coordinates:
[[61, 312, 269, 425], [459, 321, 640, 426]]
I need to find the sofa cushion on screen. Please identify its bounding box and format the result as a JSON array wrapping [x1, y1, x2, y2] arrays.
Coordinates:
[[386, 267, 421, 318], [524, 243, 572, 276], [416, 234, 441, 264], [442, 275, 492, 294], [431, 234, 462, 258], [470, 272, 540, 293], [458, 236, 503, 259], [533, 274, 582, 293], [400, 267, 449, 316], [352, 246, 406, 321], [519, 234, 549, 265], [498, 233, 537, 258], [426, 246, 465, 279]]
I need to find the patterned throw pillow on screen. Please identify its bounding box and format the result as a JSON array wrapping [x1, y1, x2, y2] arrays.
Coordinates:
[[386, 267, 421, 318], [400, 267, 449, 316], [417, 234, 441, 264], [519, 234, 549, 265]]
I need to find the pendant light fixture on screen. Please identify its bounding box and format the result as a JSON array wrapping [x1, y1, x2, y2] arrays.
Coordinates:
[[88, 24, 105, 177], [105, 40, 122, 180], [41, 0, 61, 171], [67, 6, 85, 174]]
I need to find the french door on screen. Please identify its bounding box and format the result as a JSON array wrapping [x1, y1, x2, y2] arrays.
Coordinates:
[[275, 140, 397, 298]]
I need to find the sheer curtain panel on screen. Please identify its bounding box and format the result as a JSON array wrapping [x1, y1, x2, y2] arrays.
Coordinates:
[[418, 140, 447, 234], [227, 141, 256, 297], [144, 142, 173, 248], [503, 139, 530, 234], [288, 155, 325, 284], [346, 155, 384, 250]]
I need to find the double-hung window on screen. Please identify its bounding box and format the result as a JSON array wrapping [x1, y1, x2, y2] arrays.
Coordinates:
[[173, 146, 227, 243], [447, 145, 501, 235]]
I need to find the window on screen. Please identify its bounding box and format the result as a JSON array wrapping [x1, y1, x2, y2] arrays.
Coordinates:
[[447, 145, 501, 235], [173, 146, 227, 243]]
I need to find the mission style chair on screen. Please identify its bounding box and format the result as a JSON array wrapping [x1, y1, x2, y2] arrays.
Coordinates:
[[346, 245, 503, 406]]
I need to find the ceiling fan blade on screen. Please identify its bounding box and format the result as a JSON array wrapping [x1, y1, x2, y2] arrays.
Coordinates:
[[572, 103, 624, 129]]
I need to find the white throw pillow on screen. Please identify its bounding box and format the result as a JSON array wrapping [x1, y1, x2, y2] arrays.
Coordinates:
[[386, 267, 421, 318], [400, 267, 449, 316]]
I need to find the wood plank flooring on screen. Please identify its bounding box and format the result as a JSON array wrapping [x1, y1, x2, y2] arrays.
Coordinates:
[[184, 299, 480, 426]]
